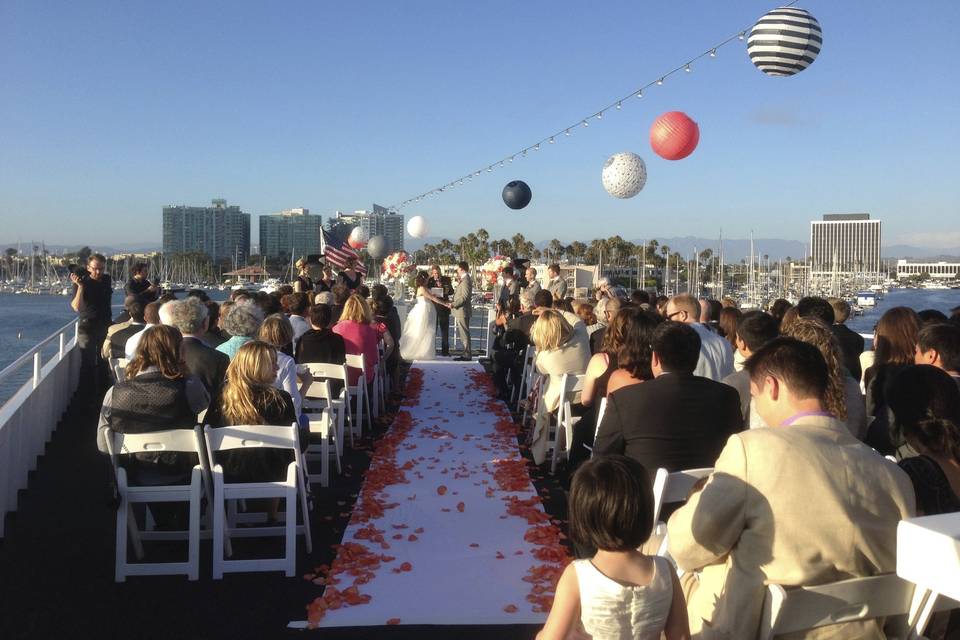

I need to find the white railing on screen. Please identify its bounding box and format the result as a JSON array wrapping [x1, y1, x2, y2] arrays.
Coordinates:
[[0, 319, 81, 538], [396, 302, 499, 356]]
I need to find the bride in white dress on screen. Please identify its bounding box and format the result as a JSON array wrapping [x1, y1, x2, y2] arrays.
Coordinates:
[[399, 271, 450, 361]]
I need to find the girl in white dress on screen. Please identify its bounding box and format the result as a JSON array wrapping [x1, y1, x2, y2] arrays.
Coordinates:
[[399, 271, 450, 361], [537, 456, 689, 640]]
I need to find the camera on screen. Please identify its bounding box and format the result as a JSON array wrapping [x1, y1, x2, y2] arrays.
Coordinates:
[[68, 264, 90, 280]]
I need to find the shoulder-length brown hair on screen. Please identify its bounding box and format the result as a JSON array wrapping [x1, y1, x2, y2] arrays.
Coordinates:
[[874, 306, 921, 367], [126, 325, 186, 380]]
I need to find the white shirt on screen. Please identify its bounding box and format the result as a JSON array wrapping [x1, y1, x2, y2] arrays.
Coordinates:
[[124, 323, 157, 360], [274, 351, 302, 417], [691, 323, 734, 381]]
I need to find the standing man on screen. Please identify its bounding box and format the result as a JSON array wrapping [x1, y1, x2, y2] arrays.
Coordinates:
[[451, 261, 473, 361], [547, 264, 567, 300], [523, 266, 541, 300], [125, 262, 159, 303], [427, 265, 454, 357], [70, 253, 114, 402], [496, 266, 519, 313]]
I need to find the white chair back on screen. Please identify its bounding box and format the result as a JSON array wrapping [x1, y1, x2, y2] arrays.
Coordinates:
[[651, 466, 714, 525], [344, 353, 372, 434], [758, 573, 960, 640], [106, 428, 200, 469], [552, 373, 586, 473]]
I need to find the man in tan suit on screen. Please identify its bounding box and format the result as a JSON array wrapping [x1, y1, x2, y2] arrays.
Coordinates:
[[668, 337, 915, 639]]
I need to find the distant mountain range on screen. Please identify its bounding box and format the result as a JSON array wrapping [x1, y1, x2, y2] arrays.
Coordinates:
[[4, 239, 958, 262]]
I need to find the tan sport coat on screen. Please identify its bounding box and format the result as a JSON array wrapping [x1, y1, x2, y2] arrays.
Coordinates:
[[667, 416, 915, 639]]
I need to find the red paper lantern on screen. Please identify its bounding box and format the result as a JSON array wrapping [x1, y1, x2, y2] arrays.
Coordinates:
[[650, 111, 700, 161]]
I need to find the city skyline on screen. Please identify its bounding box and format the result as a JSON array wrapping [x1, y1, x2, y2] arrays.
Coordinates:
[[1, 1, 958, 248]]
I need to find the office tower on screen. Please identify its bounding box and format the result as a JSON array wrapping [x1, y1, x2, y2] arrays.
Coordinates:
[[810, 213, 882, 278], [258, 208, 322, 259], [335, 204, 404, 253], [162, 199, 251, 264]]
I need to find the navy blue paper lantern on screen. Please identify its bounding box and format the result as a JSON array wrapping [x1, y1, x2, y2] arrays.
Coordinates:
[[502, 180, 532, 210]]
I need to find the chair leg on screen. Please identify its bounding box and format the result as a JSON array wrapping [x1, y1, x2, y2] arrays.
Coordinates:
[[322, 429, 330, 487], [188, 481, 200, 581], [284, 490, 296, 577], [126, 507, 144, 560], [298, 474, 313, 554], [116, 497, 129, 583], [213, 481, 225, 580]]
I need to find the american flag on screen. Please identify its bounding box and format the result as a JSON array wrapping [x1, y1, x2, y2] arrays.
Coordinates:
[[320, 228, 367, 275]]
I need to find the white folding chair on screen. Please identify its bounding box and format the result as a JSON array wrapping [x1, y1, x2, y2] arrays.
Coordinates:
[[301, 362, 350, 451], [345, 353, 372, 435], [106, 428, 204, 582], [110, 357, 129, 383], [551, 373, 585, 473], [651, 466, 714, 559], [519, 369, 542, 426], [299, 377, 336, 487], [203, 424, 312, 578], [584, 397, 608, 456], [513, 345, 536, 410], [759, 573, 960, 640], [376, 342, 388, 415]]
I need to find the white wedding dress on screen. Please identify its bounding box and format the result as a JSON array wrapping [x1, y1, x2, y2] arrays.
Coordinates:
[[399, 293, 437, 361]]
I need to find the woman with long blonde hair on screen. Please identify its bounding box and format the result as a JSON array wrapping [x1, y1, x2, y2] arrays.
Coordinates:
[[209, 341, 297, 487], [782, 318, 868, 439], [333, 293, 388, 385], [258, 313, 303, 417]]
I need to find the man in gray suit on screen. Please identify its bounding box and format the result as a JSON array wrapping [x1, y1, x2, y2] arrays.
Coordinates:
[[547, 263, 567, 300], [451, 261, 473, 361]]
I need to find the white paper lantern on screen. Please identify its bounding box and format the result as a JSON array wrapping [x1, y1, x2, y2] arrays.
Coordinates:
[[601, 152, 647, 199], [348, 226, 368, 249], [747, 7, 821, 77], [407, 215, 428, 238]]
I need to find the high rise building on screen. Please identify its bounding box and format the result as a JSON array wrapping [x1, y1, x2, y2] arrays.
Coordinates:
[[162, 199, 251, 264], [258, 208, 323, 259], [810, 213, 882, 278], [335, 204, 404, 253]]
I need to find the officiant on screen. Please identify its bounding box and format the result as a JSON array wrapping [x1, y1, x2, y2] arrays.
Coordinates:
[[427, 265, 454, 357]]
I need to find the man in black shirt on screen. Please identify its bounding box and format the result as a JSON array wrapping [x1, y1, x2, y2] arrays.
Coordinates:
[[125, 262, 159, 303], [427, 265, 453, 356], [70, 253, 114, 401]]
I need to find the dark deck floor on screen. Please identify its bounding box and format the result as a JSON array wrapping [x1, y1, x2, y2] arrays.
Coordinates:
[[0, 366, 568, 639]]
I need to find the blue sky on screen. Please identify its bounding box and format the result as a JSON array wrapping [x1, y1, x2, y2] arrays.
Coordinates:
[[1, 0, 958, 248]]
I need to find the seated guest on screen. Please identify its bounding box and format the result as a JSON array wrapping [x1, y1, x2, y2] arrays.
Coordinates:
[[918, 308, 949, 326], [768, 298, 793, 326], [215, 300, 265, 360], [594, 321, 741, 479], [783, 317, 868, 440], [890, 365, 960, 514], [718, 306, 744, 371], [915, 322, 960, 388], [371, 284, 402, 391], [665, 294, 733, 381], [332, 294, 382, 386], [204, 300, 228, 348], [589, 296, 622, 354], [283, 292, 311, 347], [168, 297, 229, 398], [779, 305, 800, 333], [575, 302, 597, 328], [631, 289, 650, 307], [314, 290, 334, 306], [330, 284, 350, 324], [97, 325, 209, 483], [668, 337, 915, 639], [105, 298, 146, 360], [296, 303, 347, 364], [206, 341, 298, 520], [575, 308, 660, 470], [865, 306, 921, 454], [553, 297, 574, 314], [722, 311, 779, 427], [101, 295, 139, 359], [537, 456, 689, 640], [258, 314, 304, 417], [606, 309, 663, 395], [827, 297, 866, 381], [529, 309, 591, 464], [124, 301, 162, 359]]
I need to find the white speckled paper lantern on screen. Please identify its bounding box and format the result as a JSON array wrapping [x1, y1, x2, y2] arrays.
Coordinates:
[[601, 152, 647, 199], [407, 215, 429, 238], [348, 226, 368, 249]]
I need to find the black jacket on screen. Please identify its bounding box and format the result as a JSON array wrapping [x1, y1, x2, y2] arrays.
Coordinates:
[[426, 276, 453, 318], [832, 323, 865, 381], [295, 328, 347, 366], [109, 323, 146, 359], [181, 336, 230, 397], [594, 372, 743, 479]]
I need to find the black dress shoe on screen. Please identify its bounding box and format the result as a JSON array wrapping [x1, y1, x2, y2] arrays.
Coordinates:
[[453, 356, 471, 361]]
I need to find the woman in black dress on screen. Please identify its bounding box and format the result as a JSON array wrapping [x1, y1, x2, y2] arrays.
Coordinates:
[[293, 258, 314, 294], [315, 264, 335, 293], [336, 258, 363, 291]]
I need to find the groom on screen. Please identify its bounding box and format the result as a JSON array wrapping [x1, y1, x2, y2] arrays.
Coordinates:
[[451, 261, 473, 361]]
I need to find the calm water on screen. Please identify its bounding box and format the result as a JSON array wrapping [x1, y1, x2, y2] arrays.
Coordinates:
[[0, 287, 957, 404]]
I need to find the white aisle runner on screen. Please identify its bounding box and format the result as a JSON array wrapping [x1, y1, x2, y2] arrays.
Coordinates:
[[290, 361, 569, 629]]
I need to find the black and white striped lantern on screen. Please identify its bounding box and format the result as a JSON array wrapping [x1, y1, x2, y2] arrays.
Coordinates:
[[747, 7, 821, 77]]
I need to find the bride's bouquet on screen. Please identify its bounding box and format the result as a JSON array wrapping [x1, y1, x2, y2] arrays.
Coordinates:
[[481, 255, 512, 286], [382, 251, 415, 280]]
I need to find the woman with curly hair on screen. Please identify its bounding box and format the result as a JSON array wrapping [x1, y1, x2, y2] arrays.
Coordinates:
[[782, 317, 868, 439], [97, 325, 209, 482], [216, 300, 265, 360]]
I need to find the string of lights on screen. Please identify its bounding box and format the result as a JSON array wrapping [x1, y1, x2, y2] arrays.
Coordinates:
[[388, 0, 801, 212]]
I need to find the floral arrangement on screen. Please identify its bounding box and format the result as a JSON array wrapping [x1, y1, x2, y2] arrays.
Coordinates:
[[480, 255, 512, 286], [381, 251, 415, 280]]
